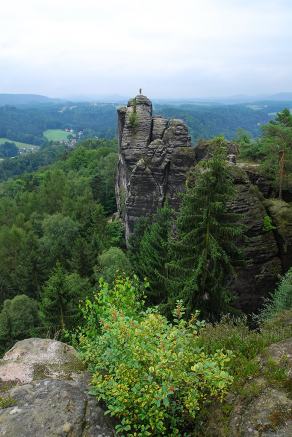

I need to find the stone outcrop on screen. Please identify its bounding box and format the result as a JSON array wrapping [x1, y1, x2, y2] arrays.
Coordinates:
[[0, 338, 114, 437], [230, 334, 292, 436], [116, 96, 291, 312], [116, 94, 196, 242], [198, 311, 292, 437], [229, 166, 283, 313], [263, 198, 292, 270]]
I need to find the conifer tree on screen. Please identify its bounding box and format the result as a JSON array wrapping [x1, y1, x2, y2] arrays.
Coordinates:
[[167, 145, 242, 319], [130, 204, 173, 305], [40, 263, 90, 331], [261, 108, 292, 199]]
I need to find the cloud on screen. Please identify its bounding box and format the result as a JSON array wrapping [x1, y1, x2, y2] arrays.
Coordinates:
[[0, 0, 292, 97]]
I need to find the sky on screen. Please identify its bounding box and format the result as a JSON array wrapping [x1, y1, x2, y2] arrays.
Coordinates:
[[1, 0, 292, 99]]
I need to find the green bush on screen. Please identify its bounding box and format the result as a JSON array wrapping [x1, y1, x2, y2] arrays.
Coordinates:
[[262, 215, 276, 232], [77, 278, 233, 435], [129, 98, 139, 129], [259, 268, 292, 321], [0, 294, 41, 355], [192, 310, 292, 435], [96, 246, 132, 284], [197, 310, 292, 390]]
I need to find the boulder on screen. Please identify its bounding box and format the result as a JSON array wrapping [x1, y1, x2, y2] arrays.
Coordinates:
[[0, 338, 114, 436]]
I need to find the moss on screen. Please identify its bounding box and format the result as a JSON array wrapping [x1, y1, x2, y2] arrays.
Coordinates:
[[0, 395, 16, 409], [255, 405, 292, 432], [264, 357, 288, 382], [237, 378, 267, 403], [33, 363, 48, 380], [176, 147, 196, 155], [33, 359, 85, 381], [284, 376, 292, 396], [192, 400, 231, 437], [0, 381, 17, 393], [264, 198, 292, 244]]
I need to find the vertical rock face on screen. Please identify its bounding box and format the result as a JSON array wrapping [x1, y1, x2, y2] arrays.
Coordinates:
[[116, 95, 196, 242], [116, 100, 290, 312], [229, 167, 282, 313]]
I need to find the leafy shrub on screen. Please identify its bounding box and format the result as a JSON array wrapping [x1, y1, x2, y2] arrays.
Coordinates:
[[77, 278, 233, 435], [262, 215, 276, 232]]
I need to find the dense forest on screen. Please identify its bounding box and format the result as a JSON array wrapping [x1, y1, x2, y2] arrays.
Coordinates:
[[0, 138, 119, 351], [0, 103, 117, 145], [1, 98, 292, 149], [0, 108, 291, 435]]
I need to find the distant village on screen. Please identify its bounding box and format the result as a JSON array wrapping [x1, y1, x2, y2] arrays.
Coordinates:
[[63, 128, 84, 148], [5, 128, 85, 159]]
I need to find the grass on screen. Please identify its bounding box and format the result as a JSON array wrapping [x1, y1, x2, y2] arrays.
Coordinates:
[[0, 396, 16, 409], [192, 310, 292, 436], [43, 129, 71, 142], [0, 138, 39, 150]]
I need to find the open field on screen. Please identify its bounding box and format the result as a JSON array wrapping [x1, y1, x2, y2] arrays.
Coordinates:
[[43, 129, 71, 142], [0, 138, 39, 150]]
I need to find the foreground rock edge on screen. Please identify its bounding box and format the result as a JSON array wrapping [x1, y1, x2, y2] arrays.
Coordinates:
[[0, 338, 114, 437]]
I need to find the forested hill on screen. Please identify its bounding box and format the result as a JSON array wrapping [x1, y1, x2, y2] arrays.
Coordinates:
[[0, 103, 117, 145], [155, 102, 270, 140], [0, 138, 120, 354], [1, 98, 292, 146], [0, 94, 61, 106]]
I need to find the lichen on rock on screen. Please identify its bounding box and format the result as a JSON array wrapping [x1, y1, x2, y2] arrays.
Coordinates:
[[0, 338, 114, 436]]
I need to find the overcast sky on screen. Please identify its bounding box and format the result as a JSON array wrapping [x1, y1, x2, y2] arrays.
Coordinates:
[[1, 0, 292, 99]]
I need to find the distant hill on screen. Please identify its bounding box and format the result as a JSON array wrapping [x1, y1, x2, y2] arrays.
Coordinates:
[[153, 92, 292, 105], [0, 94, 62, 106]]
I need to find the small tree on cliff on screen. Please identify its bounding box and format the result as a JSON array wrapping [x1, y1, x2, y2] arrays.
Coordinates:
[[261, 108, 292, 199], [167, 145, 243, 319]]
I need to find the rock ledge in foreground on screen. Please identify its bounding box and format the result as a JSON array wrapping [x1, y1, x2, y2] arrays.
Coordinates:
[[0, 338, 114, 437]]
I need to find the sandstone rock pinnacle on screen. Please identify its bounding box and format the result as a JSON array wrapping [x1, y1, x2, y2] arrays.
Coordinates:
[[116, 95, 196, 243]]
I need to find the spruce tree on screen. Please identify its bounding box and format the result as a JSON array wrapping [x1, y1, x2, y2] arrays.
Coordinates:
[[130, 204, 173, 305], [167, 146, 242, 319], [40, 263, 90, 332], [261, 108, 292, 199]]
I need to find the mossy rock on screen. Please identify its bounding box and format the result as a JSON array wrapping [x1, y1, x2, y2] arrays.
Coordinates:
[[264, 199, 292, 239], [0, 339, 114, 436]]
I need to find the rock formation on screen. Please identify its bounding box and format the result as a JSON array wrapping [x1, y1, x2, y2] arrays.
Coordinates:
[[230, 321, 292, 436], [116, 96, 291, 313], [0, 338, 114, 436], [228, 166, 283, 312], [202, 311, 292, 436], [116, 94, 196, 242]]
